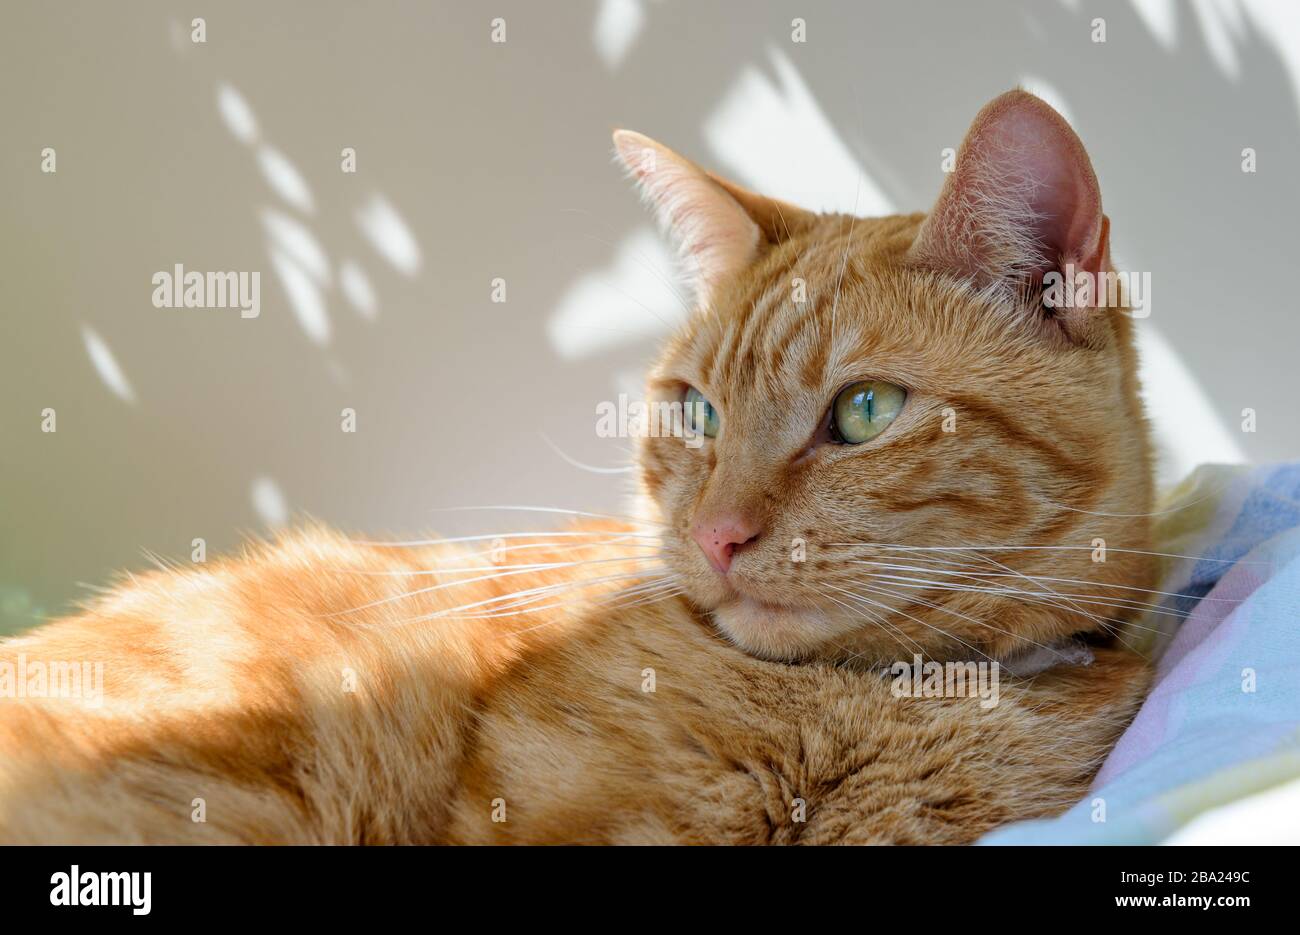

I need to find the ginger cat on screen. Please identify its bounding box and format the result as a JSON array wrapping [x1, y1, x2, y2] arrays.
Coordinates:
[[0, 91, 1154, 844]]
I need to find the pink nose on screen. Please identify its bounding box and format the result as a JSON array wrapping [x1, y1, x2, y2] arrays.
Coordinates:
[[691, 514, 763, 574]]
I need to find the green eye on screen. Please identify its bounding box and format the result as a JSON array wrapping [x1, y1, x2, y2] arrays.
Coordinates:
[[684, 386, 720, 438], [830, 381, 906, 444]]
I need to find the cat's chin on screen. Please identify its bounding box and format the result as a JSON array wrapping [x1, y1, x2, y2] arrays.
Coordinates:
[[710, 597, 843, 662]]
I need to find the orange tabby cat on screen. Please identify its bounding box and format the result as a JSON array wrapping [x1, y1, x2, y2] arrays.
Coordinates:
[[0, 91, 1153, 844]]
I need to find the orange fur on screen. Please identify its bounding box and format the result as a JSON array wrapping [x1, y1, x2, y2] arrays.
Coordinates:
[[0, 92, 1154, 844]]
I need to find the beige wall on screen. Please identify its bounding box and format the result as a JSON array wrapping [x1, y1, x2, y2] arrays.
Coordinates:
[[4, 0, 1299, 633]]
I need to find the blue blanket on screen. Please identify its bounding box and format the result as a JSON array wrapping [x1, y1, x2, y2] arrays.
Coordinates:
[[982, 464, 1300, 845]]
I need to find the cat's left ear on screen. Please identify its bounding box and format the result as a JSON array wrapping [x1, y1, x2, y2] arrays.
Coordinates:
[[613, 130, 814, 304], [908, 90, 1112, 343]]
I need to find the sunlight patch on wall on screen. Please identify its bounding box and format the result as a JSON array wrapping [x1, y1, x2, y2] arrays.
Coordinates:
[[216, 82, 259, 145], [261, 208, 331, 286], [357, 193, 422, 277], [257, 145, 315, 215], [1191, 0, 1246, 80], [703, 47, 892, 217], [547, 226, 684, 360], [81, 325, 135, 404], [250, 476, 289, 528], [1129, 0, 1178, 52], [1242, 0, 1300, 109], [270, 249, 331, 346], [593, 0, 645, 70], [339, 260, 378, 321], [1136, 320, 1245, 487]]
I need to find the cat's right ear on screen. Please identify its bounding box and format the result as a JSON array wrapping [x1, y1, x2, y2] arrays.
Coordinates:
[[908, 91, 1112, 343], [613, 130, 813, 305]]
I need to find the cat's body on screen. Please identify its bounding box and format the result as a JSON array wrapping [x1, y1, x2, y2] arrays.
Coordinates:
[[0, 524, 1147, 844], [1, 92, 1157, 843]]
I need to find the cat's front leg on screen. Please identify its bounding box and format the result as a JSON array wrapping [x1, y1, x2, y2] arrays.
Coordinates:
[[794, 647, 1149, 844]]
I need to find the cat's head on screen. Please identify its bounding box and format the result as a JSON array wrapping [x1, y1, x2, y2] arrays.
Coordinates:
[[615, 90, 1154, 664]]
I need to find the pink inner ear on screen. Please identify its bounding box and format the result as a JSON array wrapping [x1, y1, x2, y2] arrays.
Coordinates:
[[982, 106, 1105, 279], [912, 91, 1107, 292]]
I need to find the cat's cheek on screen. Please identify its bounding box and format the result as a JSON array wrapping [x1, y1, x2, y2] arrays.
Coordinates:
[[641, 444, 706, 519]]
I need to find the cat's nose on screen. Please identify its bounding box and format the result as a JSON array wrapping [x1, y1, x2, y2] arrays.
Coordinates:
[[691, 514, 763, 574]]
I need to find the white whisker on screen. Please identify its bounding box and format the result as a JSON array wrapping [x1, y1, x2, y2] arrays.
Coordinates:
[[825, 583, 998, 665], [853, 580, 1070, 660], [425, 504, 666, 528], [830, 541, 1269, 566], [335, 547, 663, 577], [351, 529, 662, 549], [844, 559, 1238, 606]]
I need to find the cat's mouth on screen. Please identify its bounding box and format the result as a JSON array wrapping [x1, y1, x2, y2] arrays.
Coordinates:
[[708, 590, 848, 662], [722, 589, 788, 615]]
